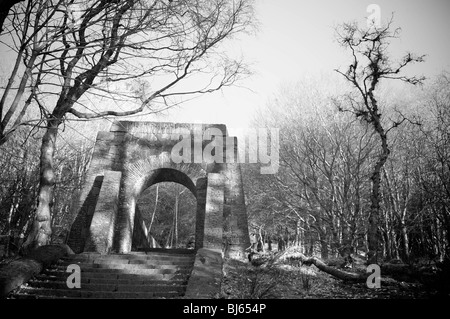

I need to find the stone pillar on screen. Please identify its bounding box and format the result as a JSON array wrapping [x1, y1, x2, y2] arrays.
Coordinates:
[[224, 137, 251, 260], [195, 177, 207, 250], [203, 174, 224, 252], [114, 133, 139, 254], [115, 186, 136, 253], [84, 171, 122, 254]]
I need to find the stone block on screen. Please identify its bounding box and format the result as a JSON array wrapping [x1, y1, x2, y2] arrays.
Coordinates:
[[184, 248, 223, 299]]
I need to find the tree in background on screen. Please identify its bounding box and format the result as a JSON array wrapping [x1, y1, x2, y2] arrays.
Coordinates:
[[417, 72, 450, 261], [137, 182, 197, 249], [334, 18, 425, 264], [247, 77, 376, 259], [0, 126, 93, 257], [0, 0, 255, 250]]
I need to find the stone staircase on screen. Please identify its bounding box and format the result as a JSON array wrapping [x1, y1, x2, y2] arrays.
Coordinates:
[[11, 248, 196, 299]]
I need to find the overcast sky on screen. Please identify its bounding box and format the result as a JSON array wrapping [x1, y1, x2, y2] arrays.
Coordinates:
[[156, 0, 450, 129], [2, 0, 448, 141]]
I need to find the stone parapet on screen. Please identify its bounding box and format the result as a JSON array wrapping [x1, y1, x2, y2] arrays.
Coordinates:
[[184, 248, 223, 299]]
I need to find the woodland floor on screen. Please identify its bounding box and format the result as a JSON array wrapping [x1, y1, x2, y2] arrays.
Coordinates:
[[220, 256, 448, 299], [1, 250, 448, 300]]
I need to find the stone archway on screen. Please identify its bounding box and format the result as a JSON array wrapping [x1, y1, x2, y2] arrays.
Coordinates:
[[67, 121, 250, 260], [140, 168, 198, 197]]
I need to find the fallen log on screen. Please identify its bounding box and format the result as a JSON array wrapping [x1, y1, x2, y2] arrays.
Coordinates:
[[0, 244, 73, 298], [299, 255, 366, 282], [247, 246, 368, 282], [270, 247, 440, 284]]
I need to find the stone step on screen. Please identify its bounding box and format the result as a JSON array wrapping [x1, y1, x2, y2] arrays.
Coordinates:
[[35, 274, 187, 286], [42, 269, 189, 280], [44, 267, 189, 276], [74, 249, 195, 257], [27, 280, 186, 293], [51, 262, 191, 271], [58, 259, 194, 267], [13, 250, 195, 299], [16, 287, 182, 299], [133, 248, 195, 255], [13, 293, 76, 299], [62, 254, 195, 263]]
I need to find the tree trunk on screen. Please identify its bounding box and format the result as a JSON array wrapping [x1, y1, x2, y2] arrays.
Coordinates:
[[400, 218, 409, 261], [284, 227, 290, 248], [367, 127, 390, 265], [147, 184, 159, 236], [277, 236, 284, 252], [301, 255, 365, 281], [174, 193, 178, 248], [295, 219, 301, 246], [381, 229, 392, 260], [22, 120, 59, 251], [368, 168, 381, 264], [330, 216, 340, 257], [275, 247, 365, 282], [257, 226, 264, 252], [166, 225, 173, 248], [307, 231, 314, 255], [320, 240, 328, 259], [340, 222, 353, 258]]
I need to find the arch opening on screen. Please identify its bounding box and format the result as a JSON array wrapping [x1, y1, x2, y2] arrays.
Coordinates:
[[133, 168, 198, 250], [142, 168, 197, 198]]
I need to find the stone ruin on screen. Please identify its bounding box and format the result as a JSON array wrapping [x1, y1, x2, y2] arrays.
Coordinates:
[[66, 121, 251, 260]]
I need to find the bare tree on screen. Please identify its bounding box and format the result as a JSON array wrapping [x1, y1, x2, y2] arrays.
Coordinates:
[[0, 0, 255, 250], [334, 17, 425, 264], [250, 78, 375, 259], [0, 0, 65, 145]]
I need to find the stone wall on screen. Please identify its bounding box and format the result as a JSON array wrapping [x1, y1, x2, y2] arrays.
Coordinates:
[[184, 248, 223, 299]]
